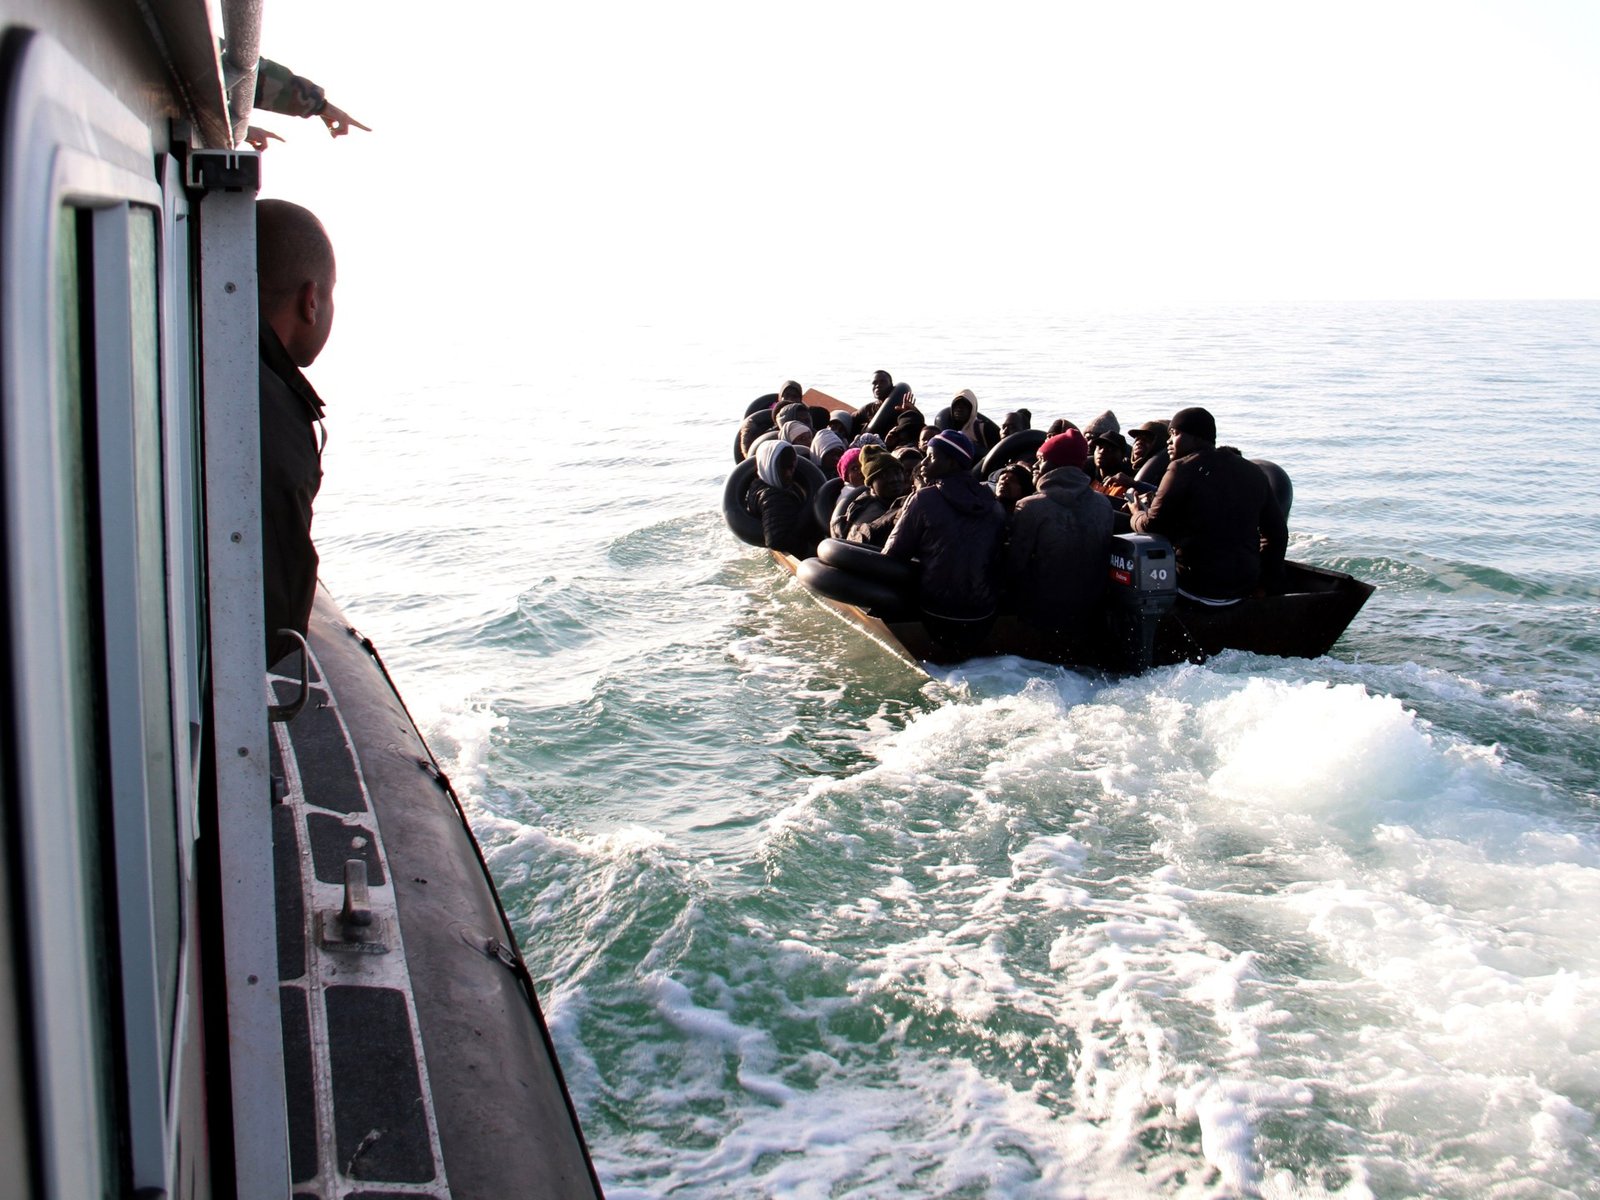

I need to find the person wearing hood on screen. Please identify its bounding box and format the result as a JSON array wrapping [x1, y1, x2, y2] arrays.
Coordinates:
[[1003, 429, 1114, 647], [774, 401, 810, 430], [811, 428, 846, 476], [882, 429, 1006, 652], [738, 382, 801, 460], [1129, 407, 1287, 602], [840, 445, 911, 548], [830, 447, 866, 539], [750, 440, 816, 557], [768, 380, 810, 434], [781, 419, 815, 451], [933, 389, 1001, 454]]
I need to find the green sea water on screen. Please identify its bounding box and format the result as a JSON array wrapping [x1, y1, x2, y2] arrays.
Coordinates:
[[318, 301, 1600, 1198]]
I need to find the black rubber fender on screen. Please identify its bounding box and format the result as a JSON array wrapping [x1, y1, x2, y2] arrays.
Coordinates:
[[745, 428, 780, 457], [735, 409, 777, 462], [816, 538, 918, 589], [794, 455, 828, 536], [1253, 459, 1293, 520], [723, 458, 765, 546], [866, 382, 912, 438], [976, 428, 1046, 478], [813, 476, 844, 533], [727, 453, 829, 548], [796, 557, 910, 614], [744, 392, 780, 418]]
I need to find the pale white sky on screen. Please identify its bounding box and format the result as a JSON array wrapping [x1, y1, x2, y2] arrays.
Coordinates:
[[254, 0, 1599, 367]]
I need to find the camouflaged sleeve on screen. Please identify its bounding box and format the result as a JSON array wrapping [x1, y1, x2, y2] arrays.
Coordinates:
[[253, 55, 328, 118]]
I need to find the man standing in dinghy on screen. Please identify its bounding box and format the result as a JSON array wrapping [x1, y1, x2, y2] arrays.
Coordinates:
[[258, 199, 337, 666], [882, 430, 1005, 654]]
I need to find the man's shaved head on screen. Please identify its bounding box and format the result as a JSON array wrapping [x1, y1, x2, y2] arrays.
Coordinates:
[[257, 199, 337, 366], [257, 199, 335, 310]]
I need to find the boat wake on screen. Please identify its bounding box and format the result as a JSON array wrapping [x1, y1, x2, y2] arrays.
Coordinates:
[[462, 649, 1600, 1197]]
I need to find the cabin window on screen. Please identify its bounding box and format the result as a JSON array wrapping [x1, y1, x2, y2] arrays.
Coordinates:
[[129, 203, 184, 1071], [54, 202, 124, 1184], [84, 194, 191, 1179], [59, 194, 191, 1184]]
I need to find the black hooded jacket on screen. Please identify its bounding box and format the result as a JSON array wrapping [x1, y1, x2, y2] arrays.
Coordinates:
[[883, 472, 1005, 619], [752, 483, 814, 557], [1131, 447, 1287, 600], [1003, 465, 1113, 632], [841, 489, 908, 548]]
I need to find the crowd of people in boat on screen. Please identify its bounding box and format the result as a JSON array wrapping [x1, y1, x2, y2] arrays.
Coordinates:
[[734, 372, 1289, 656]]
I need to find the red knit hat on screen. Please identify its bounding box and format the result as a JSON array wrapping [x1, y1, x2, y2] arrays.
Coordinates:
[[1038, 429, 1089, 470]]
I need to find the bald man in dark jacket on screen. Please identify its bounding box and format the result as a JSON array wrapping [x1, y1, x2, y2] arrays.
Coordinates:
[[257, 199, 335, 666]]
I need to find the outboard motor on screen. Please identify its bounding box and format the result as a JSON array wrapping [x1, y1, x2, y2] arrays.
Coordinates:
[[1107, 533, 1177, 672]]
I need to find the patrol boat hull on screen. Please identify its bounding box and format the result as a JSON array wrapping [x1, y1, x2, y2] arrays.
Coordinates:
[[271, 589, 600, 1197]]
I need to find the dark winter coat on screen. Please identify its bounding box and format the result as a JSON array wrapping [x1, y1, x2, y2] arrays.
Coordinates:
[[751, 480, 815, 557], [1003, 466, 1114, 632], [829, 484, 864, 539], [841, 490, 908, 548], [883, 472, 1005, 620], [259, 322, 324, 667], [1130, 447, 1288, 600]]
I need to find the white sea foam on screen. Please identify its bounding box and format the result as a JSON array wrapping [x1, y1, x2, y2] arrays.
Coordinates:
[[740, 664, 1600, 1194]]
